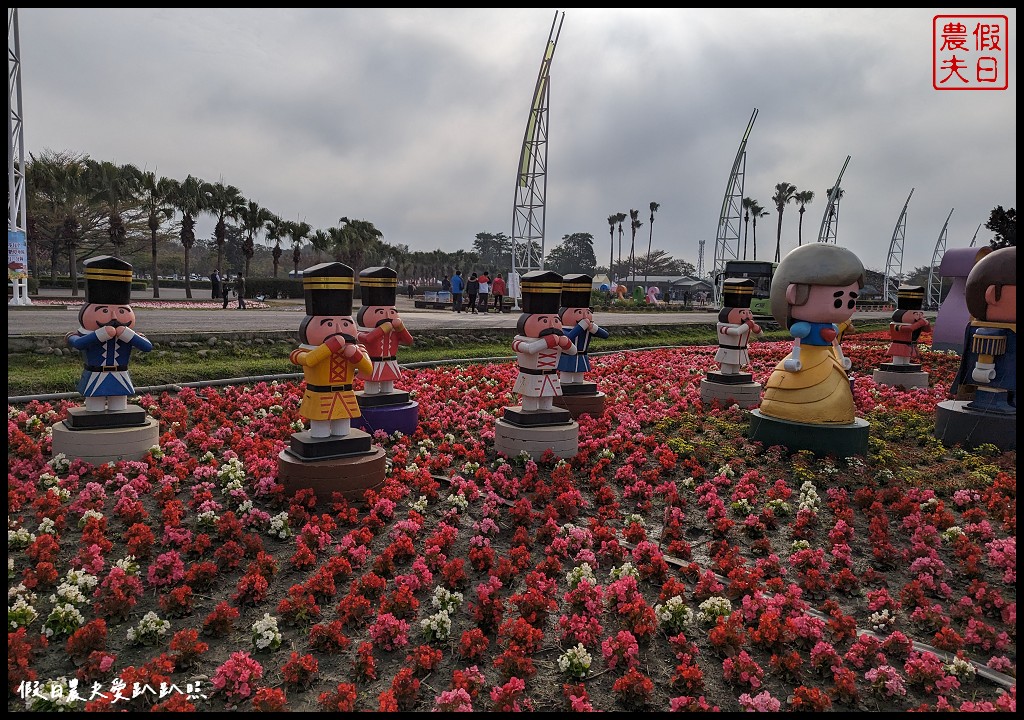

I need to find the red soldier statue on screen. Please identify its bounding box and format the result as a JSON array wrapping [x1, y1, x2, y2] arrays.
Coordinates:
[[886, 284, 930, 367], [357, 266, 414, 396]]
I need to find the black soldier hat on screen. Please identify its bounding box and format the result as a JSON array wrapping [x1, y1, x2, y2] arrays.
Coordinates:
[[359, 266, 398, 307], [896, 284, 925, 311], [721, 278, 755, 309], [302, 262, 355, 316], [83, 255, 133, 306], [520, 270, 564, 314], [560, 273, 593, 310]]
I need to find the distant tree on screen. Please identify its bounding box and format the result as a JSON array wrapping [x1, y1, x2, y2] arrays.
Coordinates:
[[207, 181, 246, 274], [544, 232, 598, 275], [238, 201, 273, 279], [772, 182, 797, 262], [635, 249, 694, 278], [472, 232, 513, 269], [794, 190, 815, 246], [606, 215, 618, 275], [985, 206, 1016, 248], [628, 209, 643, 280], [751, 202, 769, 261], [168, 174, 208, 299], [139, 170, 177, 297], [643, 201, 661, 286], [741, 197, 756, 260]]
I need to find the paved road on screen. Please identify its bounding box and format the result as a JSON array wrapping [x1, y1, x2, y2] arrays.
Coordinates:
[[9, 287, 897, 339]]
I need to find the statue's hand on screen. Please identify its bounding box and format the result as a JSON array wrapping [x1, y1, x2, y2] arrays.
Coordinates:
[[972, 362, 997, 384], [783, 358, 802, 372], [841, 357, 852, 371]]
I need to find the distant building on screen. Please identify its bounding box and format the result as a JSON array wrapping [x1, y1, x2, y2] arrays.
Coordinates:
[[622, 275, 713, 302]]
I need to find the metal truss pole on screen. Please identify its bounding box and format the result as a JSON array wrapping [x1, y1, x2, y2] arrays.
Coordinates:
[[510, 11, 564, 310], [712, 108, 757, 306], [883, 188, 913, 303], [926, 209, 953, 310], [817, 155, 850, 244], [9, 7, 32, 305]]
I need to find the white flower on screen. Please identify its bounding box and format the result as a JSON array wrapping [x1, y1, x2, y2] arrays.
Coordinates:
[[251, 613, 282, 652], [126, 611, 171, 645], [420, 610, 452, 641], [565, 563, 596, 590], [696, 596, 732, 625], [557, 644, 593, 678], [655, 595, 694, 632], [431, 586, 463, 615]]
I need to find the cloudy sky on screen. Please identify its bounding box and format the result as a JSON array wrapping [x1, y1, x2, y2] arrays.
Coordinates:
[[16, 8, 1016, 275]]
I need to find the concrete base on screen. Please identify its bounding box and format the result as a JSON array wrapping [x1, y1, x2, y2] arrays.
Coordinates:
[[355, 390, 411, 408], [560, 381, 599, 396], [493, 417, 579, 460], [277, 446, 387, 503], [286, 428, 373, 461], [872, 369, 930, 389], [700, 378, 762, 409], [748, 410, 870, 457], [552, 391, 606, 419], [503, 405, 573, 427], [52, 417, 160, 465], [934, 400, 1016, 451], [64, 404, 148, 430], [353, 401, 420, 437]]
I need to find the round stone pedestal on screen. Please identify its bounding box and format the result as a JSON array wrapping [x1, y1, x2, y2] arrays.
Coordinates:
[[493, 417, 579, 460], [748, 410, 870, 457], [277, 446, 387, 504], [934, 400, 1016, 451], [51, 417, 160, 465], [700, 379, 763, 409]]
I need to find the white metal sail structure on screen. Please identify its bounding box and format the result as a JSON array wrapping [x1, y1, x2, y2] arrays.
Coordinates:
[[969, 223, 982, 247], [510, 10, 564, 310], [926, 209, 954, 310], [711, 108, 757, 306], [883, 188, 914, 303], [817, 156, 850, 244], [8, 8, 32, 305]]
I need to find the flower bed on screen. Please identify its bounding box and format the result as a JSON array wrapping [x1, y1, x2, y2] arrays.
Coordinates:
[[7, 335, 1016, 712], [26, 299, 271, 310]]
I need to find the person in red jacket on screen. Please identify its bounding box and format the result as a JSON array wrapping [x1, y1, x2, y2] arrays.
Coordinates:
[[356, 266, 414, 395], [491, 272, 507, 312]]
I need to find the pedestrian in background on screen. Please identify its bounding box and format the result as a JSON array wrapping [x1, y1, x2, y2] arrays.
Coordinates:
[[466, 272, 480, 314], [236, 273, 247, 310], [477, 271, 491, 313], [491, 272, 506, 312], [210, 269, 222, 300], [450, 270, 464, 313], [221, 275, 232, 309]]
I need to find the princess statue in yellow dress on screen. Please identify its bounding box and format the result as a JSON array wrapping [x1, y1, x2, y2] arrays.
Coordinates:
[[759, 244, 865, 425]]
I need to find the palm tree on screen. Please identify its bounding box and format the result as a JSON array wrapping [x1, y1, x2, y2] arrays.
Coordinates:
[[771, 181, 798, 262], [310, 229, 331, 264], [139, 171, 176, 298], [628, 209, 642, 281], [238, 201, 273, 280], [337, 216, 384, 271], [794, 190, 815, 247], [281, 219, 312, 278], [168, 175, 207, 299], [606, 214, 618, 276], [751, 202, 769, 261], [616, 212, 627, 271], [207, 181, 246, 273], [643, 201, 660, 286], [741, 197, 756, 260], [86, 159, 141, 259], [266, 215, 283, 278]]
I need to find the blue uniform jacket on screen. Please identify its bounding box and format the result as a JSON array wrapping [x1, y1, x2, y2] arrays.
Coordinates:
[[557, 321, 609, 373]]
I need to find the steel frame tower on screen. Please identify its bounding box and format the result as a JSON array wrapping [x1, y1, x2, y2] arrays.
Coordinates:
[[817, 156, 850, 244], [883, 188, 914, 303], [926, 209, 953, 310], [8, 8, 31, 305], [711, 108, 757, 306], [510, 11, 564, 309]]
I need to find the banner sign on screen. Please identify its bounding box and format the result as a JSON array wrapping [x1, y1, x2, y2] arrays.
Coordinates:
[[8, 230, 28, 281]]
